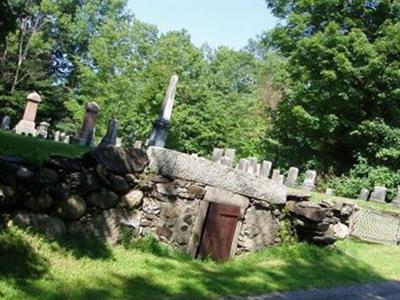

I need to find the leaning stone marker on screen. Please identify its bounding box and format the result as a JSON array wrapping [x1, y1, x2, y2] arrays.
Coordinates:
[[302, 170, 317, 191], [370, 186, 387, 203], [99, 118, 119, 147], [237, 158, 249, 172], [15, 92, 42, 136], [271, 169, 280, 182], [285, 167, 299, 188], [36, 121, 49, 139], [78, 102, 100, 146], [359, 188, 370, 201]]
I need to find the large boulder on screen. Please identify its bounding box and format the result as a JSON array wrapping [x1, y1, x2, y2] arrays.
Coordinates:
[[92, 146, 149, 176], [120, 190, 143, 209], [12, 211, 66, 239], [286, 201, 326, 222], [87, 188, 119, 209], [56, 195, 87, 220]]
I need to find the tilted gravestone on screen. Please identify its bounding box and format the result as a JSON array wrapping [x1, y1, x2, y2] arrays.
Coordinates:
[[15, 92, 42, 136], [359, 188, 370, 201], [370, 186, 387, 203], [212, 148, 224, 163]]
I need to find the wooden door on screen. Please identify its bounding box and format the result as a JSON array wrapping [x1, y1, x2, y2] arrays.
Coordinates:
[[197, 202, 240, 261]]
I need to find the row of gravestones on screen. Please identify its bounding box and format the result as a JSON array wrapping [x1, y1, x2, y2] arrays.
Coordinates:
[[1, 75, 180, 149], [211, 148, 317, 191], [358, 186, 400, 207], [210, 148, 400, 207]]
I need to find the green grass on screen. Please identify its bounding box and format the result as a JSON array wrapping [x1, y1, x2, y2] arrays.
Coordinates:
[[289, 188, 400, 216], [0, 131, 88, 164], [1, 227, 400, 300]]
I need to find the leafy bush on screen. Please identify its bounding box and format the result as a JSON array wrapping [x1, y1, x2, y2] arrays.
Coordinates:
[[330, 156, 400, 201]]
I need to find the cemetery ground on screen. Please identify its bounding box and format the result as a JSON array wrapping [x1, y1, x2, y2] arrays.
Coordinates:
[[0, 131, 87, 164], [1, 226, 400, 300]]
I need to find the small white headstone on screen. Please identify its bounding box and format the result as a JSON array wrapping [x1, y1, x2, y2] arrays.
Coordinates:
[[247, 157, 258, 175], [325, 188, 335, 196], [302, 170, 317, 191], [271, 169, 280, 183], [285, 167, 299, 188], [370, 186, 387, 203], [237, 159, 249, 172], [259, 160, 272, 178], [359, 188, 370, 201], [212, 148, 224, 163]]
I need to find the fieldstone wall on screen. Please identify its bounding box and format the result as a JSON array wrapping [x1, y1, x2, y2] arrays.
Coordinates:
[[0, 146, 355, 259]]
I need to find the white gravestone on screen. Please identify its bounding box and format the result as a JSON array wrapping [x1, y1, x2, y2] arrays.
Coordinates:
[[302, 170, 317, 191], [259, 161, 272, 178], [285, 167, 299, 188], [359, 188, 370, 201], [370, 186, 387, 203], [212, 148, 224, 163], [392, 186, 400, 207]]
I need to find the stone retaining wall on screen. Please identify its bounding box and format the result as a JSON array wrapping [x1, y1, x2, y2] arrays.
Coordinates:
[[0, 146, 354, 259]]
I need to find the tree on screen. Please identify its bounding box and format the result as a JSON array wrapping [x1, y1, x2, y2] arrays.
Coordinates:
[[264, 0, 400, 173]]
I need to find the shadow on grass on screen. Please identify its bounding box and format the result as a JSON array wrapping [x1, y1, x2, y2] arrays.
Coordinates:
[[54, 234, 113, 260], [0, 228, 49, 280], [6, 239, 387, 300]]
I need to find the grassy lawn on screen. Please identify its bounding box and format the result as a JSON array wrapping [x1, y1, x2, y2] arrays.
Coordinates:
[[1, 227, 400, 300], [289, 188, 400, 216], [0, 131, 88, 164]]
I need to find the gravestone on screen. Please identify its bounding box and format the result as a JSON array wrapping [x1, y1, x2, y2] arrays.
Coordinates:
[[54, 131, 61, 142], [0, 116, 11, 130], [147, 75, 179, 147], [325, 188, 335, 196], [237, 159, 249, 172], [285, 167, 299, 188], [220, 156, 233, 167], [60, 132, 66, 143], [78, 102, 100, 146], [259, 161, 272, 178], [359, 188, 370, 201], [63, 135, 70, 144], [370, 186, 387, 203], [277, 175, 284, 185], [116, 137, 123, 147], [133, 140, 143, 149], [15, 92, 42, 136], [271, 169, 280, 183], [224, 149, 236, 162], [247, 158, 258, 175], [212, 148, 224, 163], [392, 186, 400, 207], [302, 170, 317, 191], [99, 118, 119, 147], [36, 121, 49, 139]]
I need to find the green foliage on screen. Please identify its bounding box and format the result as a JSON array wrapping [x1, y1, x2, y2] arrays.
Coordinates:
[[264, 0, 400, 174], [330, 156, 400, 201]]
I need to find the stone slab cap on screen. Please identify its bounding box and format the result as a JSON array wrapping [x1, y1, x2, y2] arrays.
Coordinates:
[[204, 186, 249, 209], [27, 91, 41, 103], [147, 147, 286, 204]]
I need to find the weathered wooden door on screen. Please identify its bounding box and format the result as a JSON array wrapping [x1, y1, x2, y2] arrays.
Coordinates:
[[197, 202, 240, 261]]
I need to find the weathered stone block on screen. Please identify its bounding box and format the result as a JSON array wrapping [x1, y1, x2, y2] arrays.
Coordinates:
[[147, 147, 286, 204]]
